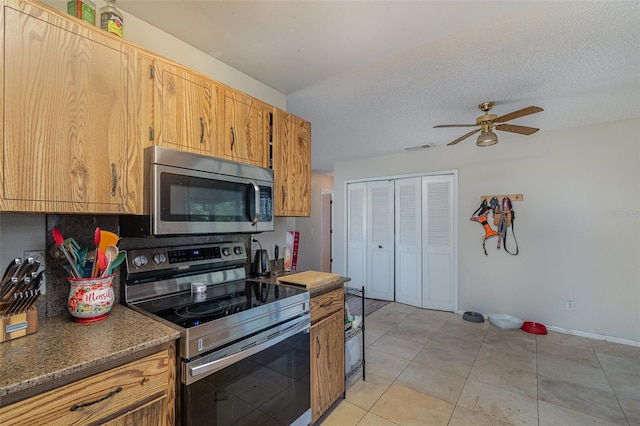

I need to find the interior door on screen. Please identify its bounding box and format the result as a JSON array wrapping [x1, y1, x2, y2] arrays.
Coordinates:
[[347, 183, 367, 291], [366, 180, 395, 301], [422, 175, 456, 311], [395, 177, 422, 307]]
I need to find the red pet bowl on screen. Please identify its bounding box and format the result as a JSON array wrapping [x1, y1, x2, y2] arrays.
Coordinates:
[[521, 321, 548, 335]]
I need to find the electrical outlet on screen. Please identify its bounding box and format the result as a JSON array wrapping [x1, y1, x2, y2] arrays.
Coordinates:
[[565, 299, 575, 311], [24, 250, 46, 294]]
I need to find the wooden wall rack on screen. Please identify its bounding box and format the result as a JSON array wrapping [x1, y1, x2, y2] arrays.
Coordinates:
[[480, 194, 524, 203]]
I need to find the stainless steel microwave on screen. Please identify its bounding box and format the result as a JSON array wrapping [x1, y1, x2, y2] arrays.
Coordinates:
[[120, 146, 274, 236]]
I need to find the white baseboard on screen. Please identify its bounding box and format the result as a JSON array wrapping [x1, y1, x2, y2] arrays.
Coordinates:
[[545, 325, 640, 348], [457, 310, 640, 347]]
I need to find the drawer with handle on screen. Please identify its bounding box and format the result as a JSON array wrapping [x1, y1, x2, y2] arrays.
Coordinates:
[[0, 351, 170, 425], [310, 287, 344, 324]]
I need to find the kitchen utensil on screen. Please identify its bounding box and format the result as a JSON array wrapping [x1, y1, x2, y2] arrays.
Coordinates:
[[52, 228, 82, 278], [92, 227, 101, 277], [102, 245, 119, 277], [1, 258, 21, 284], [14, 256, 36, 283], [97, 249, 108, 277], [0, 258, 22, 299], [106, 251, 126, 275], [99, 230, 119, 253]]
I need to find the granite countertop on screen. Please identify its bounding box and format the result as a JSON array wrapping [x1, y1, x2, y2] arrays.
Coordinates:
[[0, 304, 180, 404], [252, 271, 351, 297]]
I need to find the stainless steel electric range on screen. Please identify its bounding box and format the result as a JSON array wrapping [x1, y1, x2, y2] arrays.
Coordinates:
[[124, 242, 311, 426]]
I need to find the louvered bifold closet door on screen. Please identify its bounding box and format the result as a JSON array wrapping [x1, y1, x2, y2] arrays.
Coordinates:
[[422, 175, 455, 311], [395, 177, 423, 307], [347, 183, 367, 292], [366, 181, 395, 301]]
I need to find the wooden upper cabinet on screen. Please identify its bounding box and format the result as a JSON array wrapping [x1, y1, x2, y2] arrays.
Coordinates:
[[0, 0, 142, 214], [151, 60, 220, 154], [273, 109, 311, 216], [221, 89, 271, 167]]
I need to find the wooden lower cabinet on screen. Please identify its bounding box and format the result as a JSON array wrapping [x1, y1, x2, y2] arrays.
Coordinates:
[[0, 344, 175, 426], [310, 291, 345, 424]]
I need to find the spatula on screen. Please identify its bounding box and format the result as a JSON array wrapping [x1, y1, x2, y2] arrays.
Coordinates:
[[99, 230, 119, 253]]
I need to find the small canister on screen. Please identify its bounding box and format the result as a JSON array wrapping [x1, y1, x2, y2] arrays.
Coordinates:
[[191, 282, 207, 301]]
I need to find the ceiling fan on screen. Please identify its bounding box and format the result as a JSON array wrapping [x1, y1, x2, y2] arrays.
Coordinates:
[[435, 102, 543, 146]]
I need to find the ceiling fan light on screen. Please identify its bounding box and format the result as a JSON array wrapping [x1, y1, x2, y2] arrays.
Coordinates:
[[476, 130, 498, 146]]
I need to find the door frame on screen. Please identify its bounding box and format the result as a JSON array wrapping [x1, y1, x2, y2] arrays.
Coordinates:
[[320, 190, 334, 272], [344, 170, 458, 312]]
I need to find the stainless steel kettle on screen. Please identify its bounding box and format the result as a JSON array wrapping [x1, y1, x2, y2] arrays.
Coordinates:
[[252, 240, 270, 277]]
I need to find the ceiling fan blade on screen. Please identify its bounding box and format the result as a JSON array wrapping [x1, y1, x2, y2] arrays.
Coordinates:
[[495, 106, 543, 123], [434, 124, 477, 128], [447, 128, 480, 146], [495, 124, 539, 135]]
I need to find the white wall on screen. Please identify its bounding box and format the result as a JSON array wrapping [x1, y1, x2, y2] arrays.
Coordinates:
[[332, 119, 640, 343], [43, 0, 286, 109], [295, 173, 334, 272]]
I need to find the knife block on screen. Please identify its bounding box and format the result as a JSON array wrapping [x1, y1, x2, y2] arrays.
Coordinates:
[[1, 308, 38, 343]]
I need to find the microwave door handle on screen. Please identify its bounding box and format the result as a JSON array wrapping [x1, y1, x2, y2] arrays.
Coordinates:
[[249, 180, 260, 226]]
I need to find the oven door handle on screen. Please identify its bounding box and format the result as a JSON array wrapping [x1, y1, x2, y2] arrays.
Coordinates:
[[189, 316, 310, 379], [249, 180, 260, 226]]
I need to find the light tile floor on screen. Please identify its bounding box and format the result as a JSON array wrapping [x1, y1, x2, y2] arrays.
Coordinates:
[[319, 302, 640, 426]]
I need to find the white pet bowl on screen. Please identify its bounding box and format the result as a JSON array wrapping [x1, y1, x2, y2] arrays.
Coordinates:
[[488, 314, 524, 330]]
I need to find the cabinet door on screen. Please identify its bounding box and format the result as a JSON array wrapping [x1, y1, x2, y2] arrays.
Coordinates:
[[222, 89, 270, 167], [310, 311, 345, 423], [1, 1, 138, 213], [0, 350, 172, 425], [153, 60, 218, 154], [273, 109, 311, 216], [105, 399, 166, 426]]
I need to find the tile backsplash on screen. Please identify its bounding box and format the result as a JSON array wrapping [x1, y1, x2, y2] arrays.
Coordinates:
[[3, 213, 253, 318]]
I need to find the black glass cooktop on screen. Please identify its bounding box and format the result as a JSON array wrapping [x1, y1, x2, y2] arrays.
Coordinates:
[[134, 280, 306, 328]]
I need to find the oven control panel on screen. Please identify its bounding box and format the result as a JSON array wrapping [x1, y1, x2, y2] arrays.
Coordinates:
[[126, 242, 247, 276]]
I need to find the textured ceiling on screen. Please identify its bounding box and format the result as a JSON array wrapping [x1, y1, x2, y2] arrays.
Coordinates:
[[118, 1, 640, 173]]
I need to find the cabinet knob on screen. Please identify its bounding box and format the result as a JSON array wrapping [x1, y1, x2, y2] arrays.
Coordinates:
[[378, 245, 382, 249]]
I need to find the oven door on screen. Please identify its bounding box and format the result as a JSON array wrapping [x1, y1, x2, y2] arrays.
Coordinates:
[[152, 163, 274, 235], [181, 315, 311, 426]]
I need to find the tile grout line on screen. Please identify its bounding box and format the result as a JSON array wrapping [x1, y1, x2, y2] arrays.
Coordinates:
[[588, 338, 632, 426], [445, 318, 492, 425]]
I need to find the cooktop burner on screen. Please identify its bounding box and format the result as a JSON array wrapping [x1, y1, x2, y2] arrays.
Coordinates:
[[134, 280, 306, 328], [175, 301, 230, 317]]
